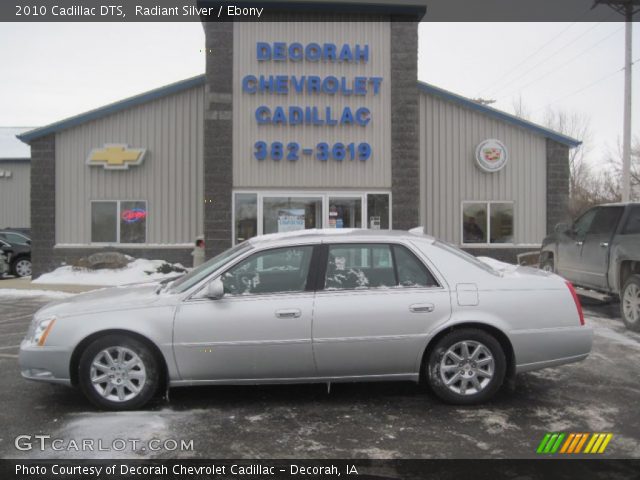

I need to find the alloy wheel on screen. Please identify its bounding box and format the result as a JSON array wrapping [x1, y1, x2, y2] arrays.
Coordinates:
[[15, 259, 31, 277], [623, 283, 640, 325], [90, 346, 147, 402], [439, 340, 495, 396]]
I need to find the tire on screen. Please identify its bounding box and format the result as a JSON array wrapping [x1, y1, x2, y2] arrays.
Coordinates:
[[78, 334, 160, 410], [540, 257, 554, 273], [426, 329, 506, 405], [11, 257, 32, 277], [621, 275, 640, 332]]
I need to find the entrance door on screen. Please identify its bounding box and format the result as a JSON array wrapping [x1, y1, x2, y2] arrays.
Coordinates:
[[312, 243, 451, 377], [173, 245, 317, 381]]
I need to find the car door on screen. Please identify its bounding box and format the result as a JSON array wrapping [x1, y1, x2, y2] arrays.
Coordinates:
[[312, 242, 451, 378], [173, 244, 318, 381], [579, 206, 624, 289], [557, 207, 597, 283]]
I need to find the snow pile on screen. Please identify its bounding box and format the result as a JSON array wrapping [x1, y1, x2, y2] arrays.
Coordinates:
[[477, 256, 519, 273], [33, 258, 187, 286], [0, 289, 74, 299]]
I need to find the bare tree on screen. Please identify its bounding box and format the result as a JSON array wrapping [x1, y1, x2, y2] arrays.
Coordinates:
[[541, 107, 595, 217], [605, 135, 640, 201], [511, 94, 531, 120]]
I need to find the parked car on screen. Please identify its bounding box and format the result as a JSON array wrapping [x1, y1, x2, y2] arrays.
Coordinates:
[[20, 229, 592, 410], [0, 231, 31, 277], [540, 203, 640, 331]]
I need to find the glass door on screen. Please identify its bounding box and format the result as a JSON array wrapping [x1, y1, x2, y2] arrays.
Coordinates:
[[262, 196, 323, 235], [327, 197, 363, 229]]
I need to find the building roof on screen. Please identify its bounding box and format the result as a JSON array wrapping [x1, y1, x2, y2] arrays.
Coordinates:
[[417, 82, 581, 148], [18, 74, 581, 148], [1, 127, 33, 160]]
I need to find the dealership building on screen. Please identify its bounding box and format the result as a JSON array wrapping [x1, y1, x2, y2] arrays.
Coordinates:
[[17, 1, 580, 277]]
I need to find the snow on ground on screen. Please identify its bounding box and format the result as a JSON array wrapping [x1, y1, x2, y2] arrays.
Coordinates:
[[33, 258, 186, 286], [0, 289, 74, 299]]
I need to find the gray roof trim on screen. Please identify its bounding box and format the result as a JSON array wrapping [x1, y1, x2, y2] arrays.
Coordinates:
[[417, 81, 581, 148], [17, 75, 206, 144]]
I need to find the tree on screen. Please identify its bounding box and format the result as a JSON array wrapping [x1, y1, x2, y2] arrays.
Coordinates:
[[605, 135, 640, 201]]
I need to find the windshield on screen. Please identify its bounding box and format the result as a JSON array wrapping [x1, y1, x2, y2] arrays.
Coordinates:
[[168, 242, 253, 293], [433, 240, 500, 276]]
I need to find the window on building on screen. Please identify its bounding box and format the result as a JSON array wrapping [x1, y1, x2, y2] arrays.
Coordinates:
[[462, 202, 513, 245], [367, 194, 390, 230], [263, 196, 323, 235], [235, 193, 257, 244], [324, 243, 438, 290], [91, 200, 147, 244], [221, 246, 313, 296]]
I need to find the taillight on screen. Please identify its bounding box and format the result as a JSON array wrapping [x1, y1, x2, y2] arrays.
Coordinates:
[[566, 281, 585, 326]]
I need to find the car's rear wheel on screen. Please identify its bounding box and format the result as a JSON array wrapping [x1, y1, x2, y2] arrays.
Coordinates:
[[11, 257, 31, 277], [78, 335, 160, 410], [426, 329, 506, 405], [621, 275, 640, 332]]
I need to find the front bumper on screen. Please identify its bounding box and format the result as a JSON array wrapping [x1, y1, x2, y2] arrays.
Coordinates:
[[19, 340, 72, 386]]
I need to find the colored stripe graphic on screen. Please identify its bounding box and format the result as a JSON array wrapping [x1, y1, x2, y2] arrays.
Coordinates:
[[537, 433, 613, 454]]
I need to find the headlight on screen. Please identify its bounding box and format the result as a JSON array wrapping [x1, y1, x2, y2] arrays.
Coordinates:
[[31, 317, 57, 346]]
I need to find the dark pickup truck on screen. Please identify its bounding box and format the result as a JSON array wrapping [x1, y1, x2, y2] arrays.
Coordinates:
[[540, 203, 640, 331]]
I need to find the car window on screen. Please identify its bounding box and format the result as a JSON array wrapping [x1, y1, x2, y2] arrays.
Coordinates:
[[324, 243, 437, 290], [573, 208, 597, 238], [393, 245, 438, 287], [587, 207, 624, 235], [2, 233, 29, 245], [622, 206, 640, 235], [221, 246, 313, 296]]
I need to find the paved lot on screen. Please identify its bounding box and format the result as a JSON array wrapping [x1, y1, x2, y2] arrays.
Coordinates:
[[0, 294, 638, 459]]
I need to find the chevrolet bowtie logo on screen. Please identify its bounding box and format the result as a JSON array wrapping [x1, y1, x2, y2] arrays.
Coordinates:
[[86, 144, 147, 170]]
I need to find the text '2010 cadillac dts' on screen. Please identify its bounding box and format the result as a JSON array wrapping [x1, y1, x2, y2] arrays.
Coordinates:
[[20, 229, 592, 410]]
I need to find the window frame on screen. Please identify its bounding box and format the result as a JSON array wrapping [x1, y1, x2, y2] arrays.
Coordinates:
[[90, 199, 148, 245], [232, 190, 393, 245], [318, 241, 442, 292], [461, 200, 515, 247]]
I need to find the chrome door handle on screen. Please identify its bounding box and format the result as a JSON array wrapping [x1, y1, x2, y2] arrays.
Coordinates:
[[600, 242, 609, 248], [575, 241, 583, 246], [410, 303, 435, 313], [275, 309, 301, 319]]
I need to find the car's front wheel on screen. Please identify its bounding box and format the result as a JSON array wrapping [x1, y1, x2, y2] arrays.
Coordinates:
[[621, 275, 640, 332], [11, 257, 31, 277], [78, 335, 160, 410], [426, 329, 506, 405]]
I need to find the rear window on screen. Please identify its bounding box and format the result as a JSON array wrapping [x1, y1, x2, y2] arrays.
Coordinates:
[[433, 241, 501, 276]]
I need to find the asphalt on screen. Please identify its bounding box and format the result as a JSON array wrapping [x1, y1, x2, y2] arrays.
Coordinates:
[[0, 294, 638, 460]]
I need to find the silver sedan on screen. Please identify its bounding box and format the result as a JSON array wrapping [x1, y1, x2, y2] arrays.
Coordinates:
[[19, 230, 592, 409]]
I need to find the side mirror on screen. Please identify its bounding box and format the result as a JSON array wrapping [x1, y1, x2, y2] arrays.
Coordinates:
[[554, 222, 570, 234], [205, 278, 225, 300], [26, 240, 31, 245]]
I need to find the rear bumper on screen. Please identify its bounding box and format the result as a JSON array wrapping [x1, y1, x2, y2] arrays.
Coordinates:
[[511, 325, 593, 373], [19, 340, 72, 386]]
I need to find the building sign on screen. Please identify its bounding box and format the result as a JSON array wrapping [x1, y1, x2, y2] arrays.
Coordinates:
[[242, 41, 380, 163], [475, 139, 508, 173], [277, 208, 305, 232], [86, 144, 147, 170]]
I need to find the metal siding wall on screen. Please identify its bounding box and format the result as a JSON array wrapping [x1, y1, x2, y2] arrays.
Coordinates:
[[0, 162, 30, 229], [420, 94, 547, 246], [55, 85, 204, 245], [233, 20, 392, 188]]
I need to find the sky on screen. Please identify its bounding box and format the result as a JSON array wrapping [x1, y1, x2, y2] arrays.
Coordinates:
[[0, 21, 638, 170]]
